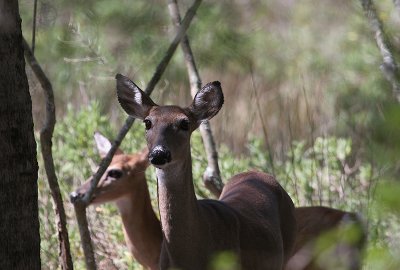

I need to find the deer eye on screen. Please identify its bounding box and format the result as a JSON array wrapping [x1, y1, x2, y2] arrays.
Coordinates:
[[179, 119, 190, 131], [107, 169, 123, 179], [144, 119, 152, 130]]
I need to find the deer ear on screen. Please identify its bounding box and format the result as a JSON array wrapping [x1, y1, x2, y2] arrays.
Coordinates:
[[116, 74, 157, 119], [138, 148, 149, 162], [137, 148, 150, 168], [189, 81, 224, 122], [94, 132, 123, 158]]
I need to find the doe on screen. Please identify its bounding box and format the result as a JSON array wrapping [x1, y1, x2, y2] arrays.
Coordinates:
[[116, 74, 297, 270]]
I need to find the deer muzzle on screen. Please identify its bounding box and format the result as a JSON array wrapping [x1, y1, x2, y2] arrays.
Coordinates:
[[69, 191, 83, 203], [149, 145, 171, 166]]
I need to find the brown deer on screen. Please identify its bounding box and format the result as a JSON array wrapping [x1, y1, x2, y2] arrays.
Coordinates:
[[286, 206, 366, 270], [69, 132, 162, 270], [116, 74, 297, 270], [71, 135, 365, 270]]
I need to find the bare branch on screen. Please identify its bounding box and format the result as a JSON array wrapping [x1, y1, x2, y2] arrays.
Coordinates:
[[360, 0, 400, 102], [73, 203, 96, 270], [32, 0, 38, 54], [167, 0, 223, 197], [23, 38, 74, 270]]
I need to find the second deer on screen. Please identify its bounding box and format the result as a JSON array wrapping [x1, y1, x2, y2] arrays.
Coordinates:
[[70, 132, 161, 270]]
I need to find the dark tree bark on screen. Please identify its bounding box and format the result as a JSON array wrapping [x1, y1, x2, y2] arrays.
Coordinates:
[[0, 1, 41, 269]]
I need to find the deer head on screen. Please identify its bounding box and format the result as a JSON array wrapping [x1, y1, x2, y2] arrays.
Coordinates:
[[70, 132, 149, 204], [116, 73, 223, 168]]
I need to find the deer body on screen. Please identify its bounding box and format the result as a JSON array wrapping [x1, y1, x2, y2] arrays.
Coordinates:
[[218, 171, 299, 269], [286, 206, 366, 270], [156, 159, 291, 269], [116, 74, 297, 270], [156, 159, 242, 269], [70, 133, 162, 270]]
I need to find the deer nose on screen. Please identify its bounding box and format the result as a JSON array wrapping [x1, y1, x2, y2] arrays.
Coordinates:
[[149, 145, 171, 166], [69, 191, 83, 203]]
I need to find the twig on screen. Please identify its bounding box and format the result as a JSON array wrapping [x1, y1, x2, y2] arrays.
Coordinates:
[[249, 68, 276, 175], [282, 93, 300, 203], [70, 1, 203, 268], [32, 0, 37, 54], [301, 80, 321, 205], [167, 0, 223, 197], [360, 0, 400, 102], [23, 38, 74, 270]]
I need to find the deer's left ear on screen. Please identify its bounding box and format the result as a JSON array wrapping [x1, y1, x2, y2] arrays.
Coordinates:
[[188, 81, 224, 122], [116, 74, 157, 120], [94, 132, 123, 158]]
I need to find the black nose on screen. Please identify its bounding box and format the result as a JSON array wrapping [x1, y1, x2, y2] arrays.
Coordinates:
[[69, 191, 82, 203], [149, 145, 171, 166]]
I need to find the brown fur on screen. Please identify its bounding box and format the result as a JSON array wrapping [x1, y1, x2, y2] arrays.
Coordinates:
[[71, 134, 161, 270], [285, 206, 366, 270], [116, 74, 297, 270]]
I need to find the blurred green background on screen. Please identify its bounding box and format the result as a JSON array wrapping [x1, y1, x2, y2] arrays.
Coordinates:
[[19, 0, 400, 269]]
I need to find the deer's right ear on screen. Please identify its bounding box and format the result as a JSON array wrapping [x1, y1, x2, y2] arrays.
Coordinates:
[[189, 81, 224, 122], [94, 132, 123, 158], [116, 74, 157, 119]]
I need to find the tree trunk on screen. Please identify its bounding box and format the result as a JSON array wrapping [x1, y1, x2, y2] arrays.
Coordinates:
[[0, 0, 41, 269]]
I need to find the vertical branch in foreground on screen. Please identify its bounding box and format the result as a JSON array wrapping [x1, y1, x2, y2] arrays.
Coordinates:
[[69, 0, 203, 268], [167, 0, 223, 197], [73, 203, 96, 270], [360, 0, 400, 102], [23, 39, 74, 270]]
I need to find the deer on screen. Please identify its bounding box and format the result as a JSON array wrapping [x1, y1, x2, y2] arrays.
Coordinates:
[[69, 132, 162, 270], [285, 206, 366, 270], [71, 135, 365, 270], [116, 73, 297, 270]]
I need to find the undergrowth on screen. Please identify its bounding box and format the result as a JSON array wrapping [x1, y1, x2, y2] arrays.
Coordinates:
[[37, 102, 400, 269]]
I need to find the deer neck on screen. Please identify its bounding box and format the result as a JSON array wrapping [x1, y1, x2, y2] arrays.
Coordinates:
[[156, 151, 201, 247], [115, 176, 161, 269]]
